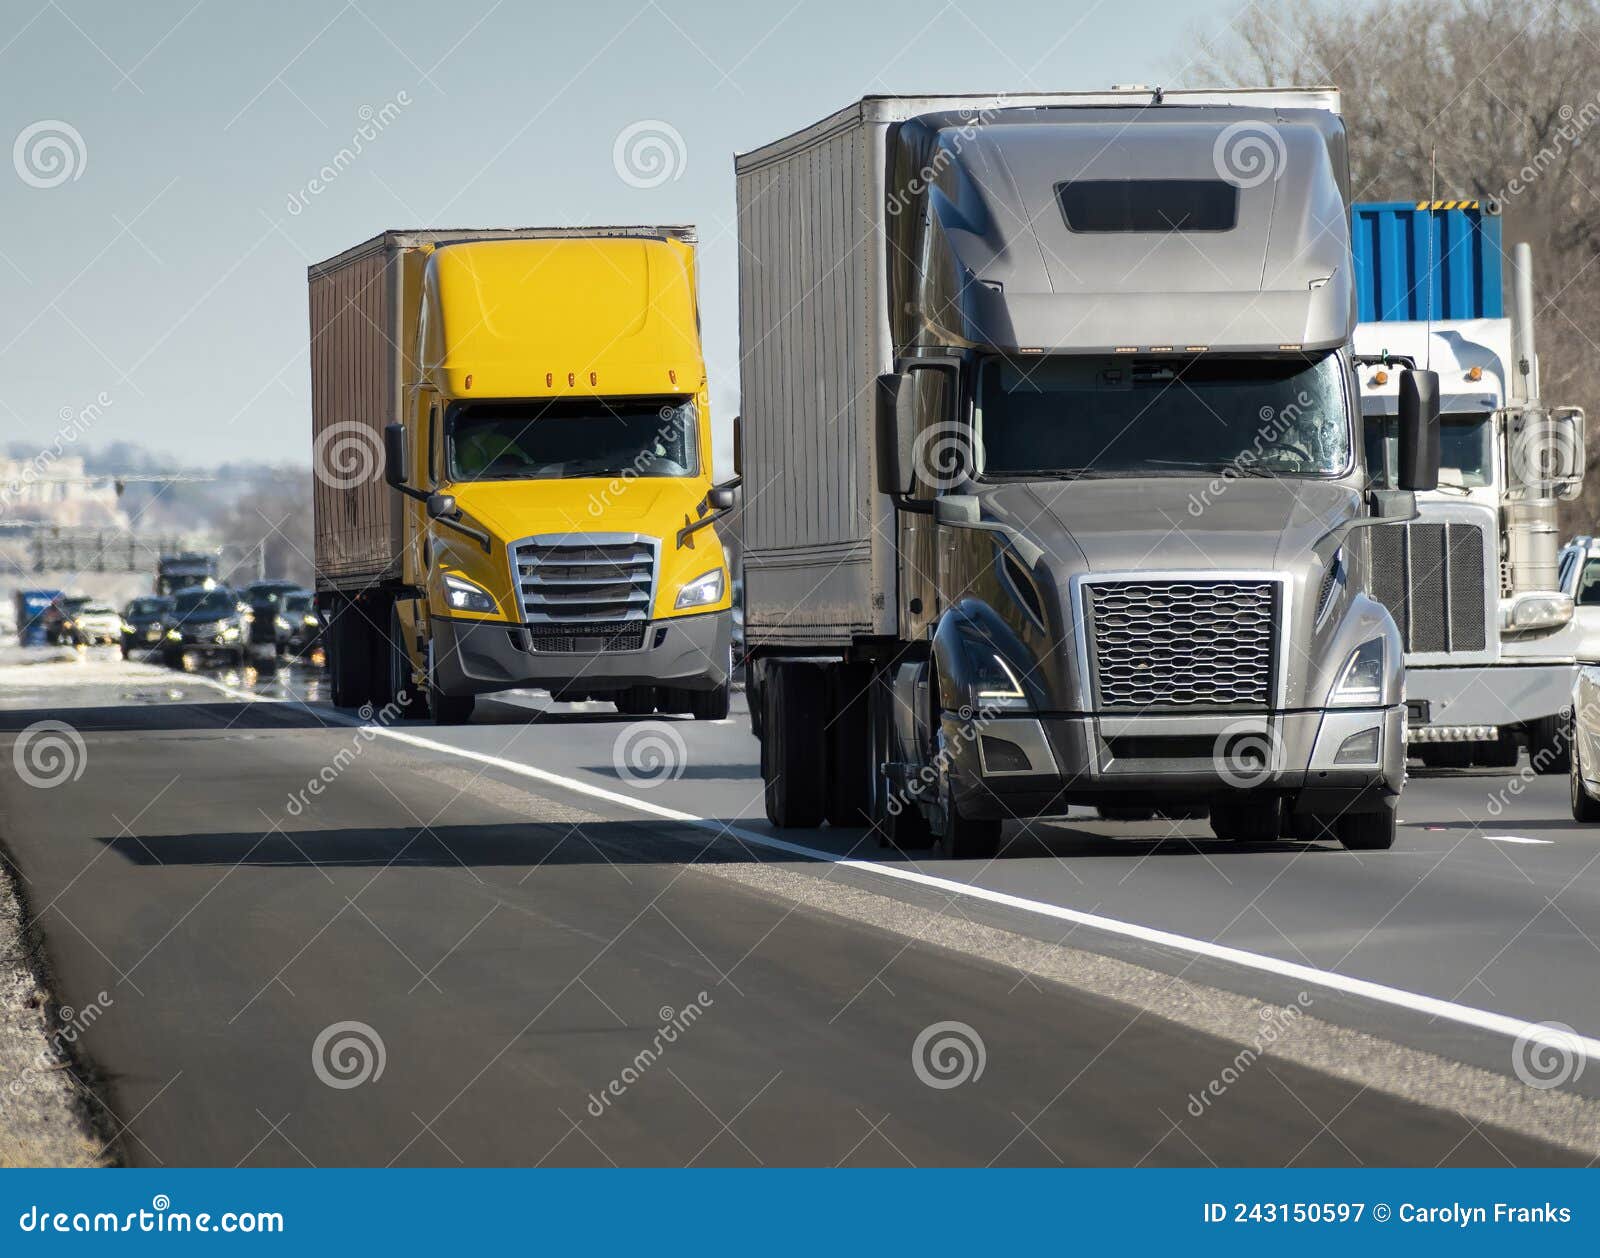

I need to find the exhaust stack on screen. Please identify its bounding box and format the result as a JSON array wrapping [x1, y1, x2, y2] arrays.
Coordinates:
[[1506, 241, 1559, 593]]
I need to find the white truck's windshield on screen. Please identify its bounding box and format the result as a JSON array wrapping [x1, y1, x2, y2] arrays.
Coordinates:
[[448, 397, 698, 482], [976, 353, 1351, 478], [1364, 412, 1492, 490]]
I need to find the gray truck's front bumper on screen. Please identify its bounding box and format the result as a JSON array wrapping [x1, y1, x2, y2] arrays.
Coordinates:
[[432, 610, 731, 697], [936, 705, 1406, 820]]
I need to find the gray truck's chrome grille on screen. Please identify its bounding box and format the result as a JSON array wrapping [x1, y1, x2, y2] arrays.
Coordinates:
[[510, 537, 657, 625], [1088, 579, 1277, 709], [1368, 522, 1487, 654]]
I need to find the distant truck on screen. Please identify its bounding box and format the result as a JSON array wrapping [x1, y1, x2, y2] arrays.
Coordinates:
[[156, 552, 219, 597], [1351, 201, 1585, 769], [308, 228, 736, 723], [14, 588, 62, 646], [736, 89, 1440, 855]]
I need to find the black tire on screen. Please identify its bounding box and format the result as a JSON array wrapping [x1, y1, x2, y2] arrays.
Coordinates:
[[824, 662, 873, 828], [1571, 715, 1600, 821], [746, 658, 764, 741], [1096, 805, 1158, 822], [387, 606, 428, 718], [1528, 713, 1571, 774], [938, 799, 1002, 860], [762, 660, 827, 828], [1209, 797, 1283, 842], [327, 599, 373, 709], [688, 681, 731, 721], [1417, 743, 1473, 769], [429, 682, 475, 724], [1337, 801, 1397, 851], [613, 686, 657, 716], [1474, 733, 1520, 769]]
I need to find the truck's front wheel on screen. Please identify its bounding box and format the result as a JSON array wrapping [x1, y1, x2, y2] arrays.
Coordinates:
[[1209, 797, 1282, 842], [1335, 801, 1397, 851]]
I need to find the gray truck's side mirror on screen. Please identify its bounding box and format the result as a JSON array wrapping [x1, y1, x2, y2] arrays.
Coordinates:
[[1397, 368, 1441, 492], [876, 366, 952, 499], [384, 422, 409, 488]]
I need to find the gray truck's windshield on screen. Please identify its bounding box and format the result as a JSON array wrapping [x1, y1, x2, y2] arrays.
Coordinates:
[[448, 398, 697, 482], [976, 353, 1350, 478]]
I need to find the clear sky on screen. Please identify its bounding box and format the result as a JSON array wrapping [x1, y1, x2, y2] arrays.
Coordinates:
[[0, 0, 1240, 473]]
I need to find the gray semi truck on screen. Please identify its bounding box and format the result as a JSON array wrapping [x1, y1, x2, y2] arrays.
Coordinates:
[[735, 88, 1441, 857]]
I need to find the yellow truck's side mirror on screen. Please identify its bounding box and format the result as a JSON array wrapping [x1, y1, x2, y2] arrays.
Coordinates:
[[383, 423, 409, 488]]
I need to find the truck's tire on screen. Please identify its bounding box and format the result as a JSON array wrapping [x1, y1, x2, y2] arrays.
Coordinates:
[[327, 598, 372, 709], [614, 686, 657, 716], [1336, 800, 1397, 851], [387, 606, 428, 718], [1209, 797, 1282, 842], [1474, 732, 1521, 769], [428, 683, 475, 724], [688, 681, 730, 721], [824, 663, 873, 828], [1528, 713, 1571, 774], [762, 660, 827, 828], [938, 799, 1002, 860]]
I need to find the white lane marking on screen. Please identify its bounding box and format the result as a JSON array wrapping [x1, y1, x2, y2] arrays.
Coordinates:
[[192, 675, 1600, 1067], [1485, 835, 1554, 846]]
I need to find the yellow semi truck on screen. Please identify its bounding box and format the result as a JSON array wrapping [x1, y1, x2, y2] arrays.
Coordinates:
[[308, 227, 736, 723]]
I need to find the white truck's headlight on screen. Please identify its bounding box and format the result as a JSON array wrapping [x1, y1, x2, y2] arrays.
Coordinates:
[[442, 573, 496, 614], [675, 569, 725, 609], [1331, 638, 1385, 706], [1502, 592, 1574, 633]]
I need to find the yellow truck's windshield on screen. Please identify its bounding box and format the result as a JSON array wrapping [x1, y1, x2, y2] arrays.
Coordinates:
[[449, 397, 698, 481]]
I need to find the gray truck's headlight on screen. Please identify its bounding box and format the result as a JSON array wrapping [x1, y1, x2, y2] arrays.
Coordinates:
[[675, 569, 724, 609], [442, 573, 496, 613], [971, 649, 1031, 711], [1331, 638, 1385, 706], [1502, 592, 1574, 633]]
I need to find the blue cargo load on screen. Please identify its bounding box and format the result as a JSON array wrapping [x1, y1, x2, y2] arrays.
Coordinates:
[[14, 588, 63, 646], [1351, 200, 1504, 323]]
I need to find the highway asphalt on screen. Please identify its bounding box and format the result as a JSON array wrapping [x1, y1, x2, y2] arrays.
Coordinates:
[[1, 644, 1597, 1166]]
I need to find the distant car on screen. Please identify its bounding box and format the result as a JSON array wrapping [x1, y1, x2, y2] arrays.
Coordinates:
[[279, 590, 321, 659], [121, 596, 173, 657], [239, 579, 303, 659], [1558, 536, 1600, 661], [43, 595, 91, 645], [161, 587, 249, 667], [69, 601, 124, 646]]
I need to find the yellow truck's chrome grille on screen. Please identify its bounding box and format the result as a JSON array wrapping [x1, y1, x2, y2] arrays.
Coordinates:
[[1088, 578, 1277, 710], [510, 535, 658, 626]]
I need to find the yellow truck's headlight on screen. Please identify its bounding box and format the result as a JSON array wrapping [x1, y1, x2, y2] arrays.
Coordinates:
[[442, 573, 496, 614], [675, 569, 724, 609]]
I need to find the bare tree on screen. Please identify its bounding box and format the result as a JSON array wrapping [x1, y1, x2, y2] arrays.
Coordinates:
[[1190, 0, 1600, 526]]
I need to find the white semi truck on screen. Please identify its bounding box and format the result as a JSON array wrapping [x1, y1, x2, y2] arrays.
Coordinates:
[[1351, 200, 1585, 769]]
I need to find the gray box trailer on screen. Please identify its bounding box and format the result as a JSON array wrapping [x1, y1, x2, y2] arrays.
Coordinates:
[[735, 89, 1438, 856]]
